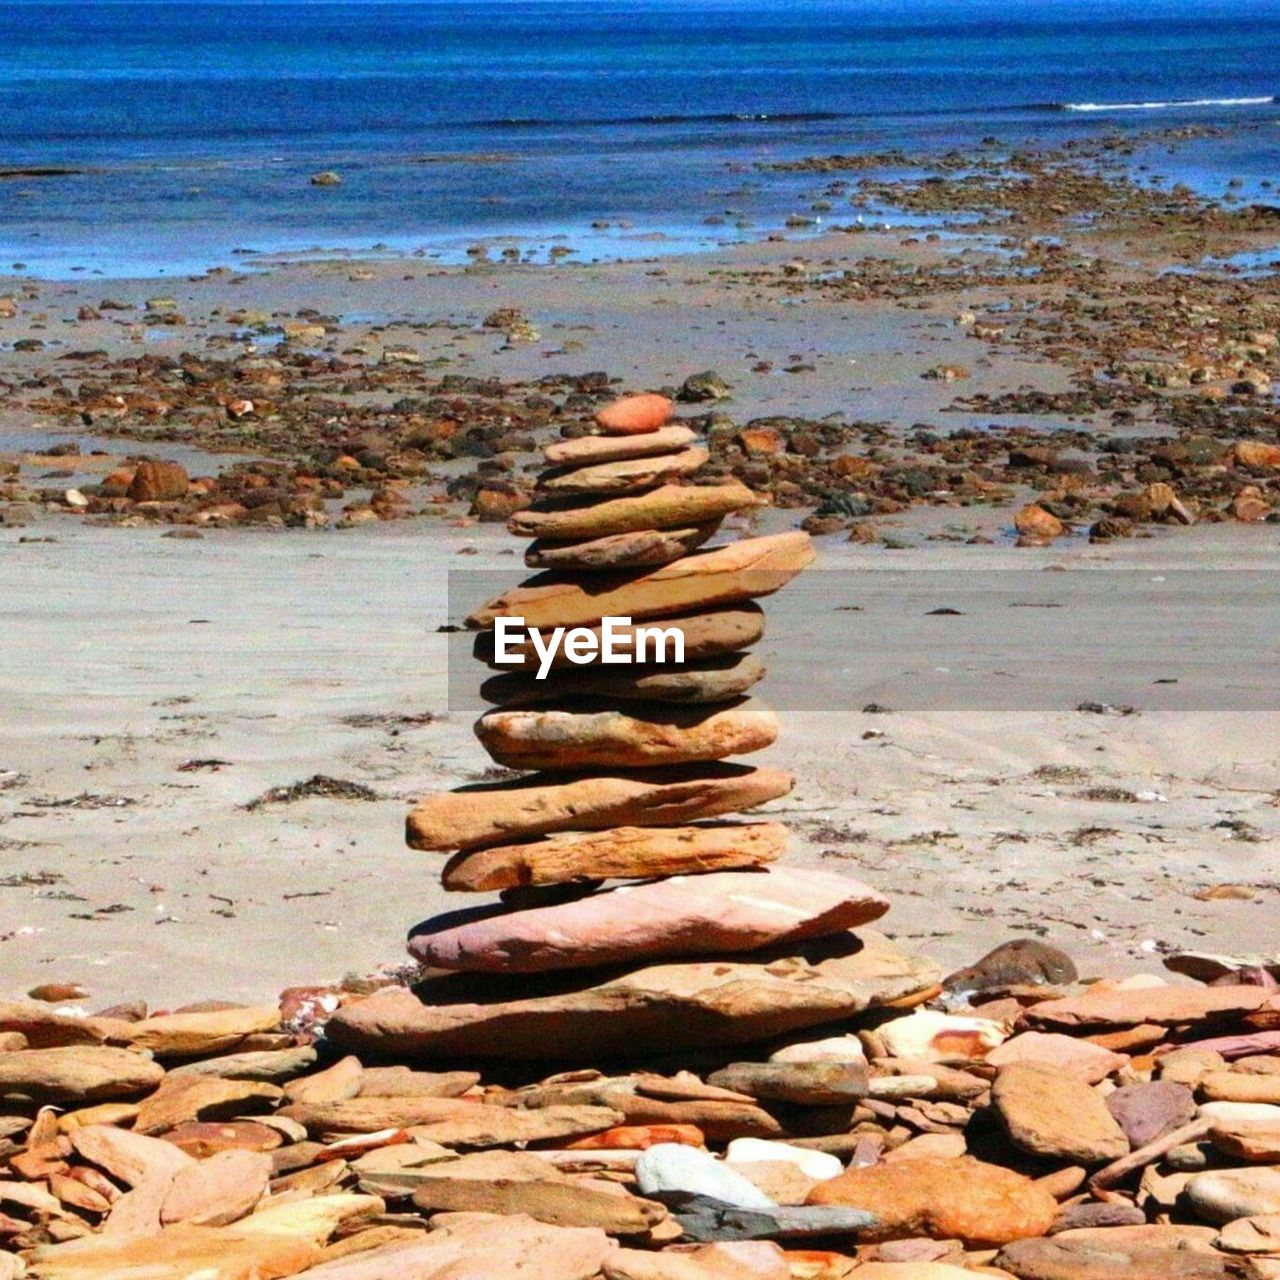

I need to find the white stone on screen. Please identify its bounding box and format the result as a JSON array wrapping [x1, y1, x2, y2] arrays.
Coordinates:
[[1185, 1167, 1280, 1225], [635, 1143, 776, 1211], [876, 1010, 1006, 1062], [1200, 1102, 1280, 1123]]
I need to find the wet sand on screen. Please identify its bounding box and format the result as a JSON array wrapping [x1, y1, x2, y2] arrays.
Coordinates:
[[0, 230, 1067, 435]]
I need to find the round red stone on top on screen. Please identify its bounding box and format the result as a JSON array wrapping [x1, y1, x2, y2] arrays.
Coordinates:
[[594, 392, 674, 435]]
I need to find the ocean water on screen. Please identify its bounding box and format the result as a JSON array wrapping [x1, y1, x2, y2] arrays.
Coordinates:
[[1, 0, 1278, 277]]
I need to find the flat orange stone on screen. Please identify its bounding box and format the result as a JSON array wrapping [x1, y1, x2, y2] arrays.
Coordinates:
[[594, 392, 674, 435], [159, 1120, 283, 1158], [566, 1123, 704, 1150]]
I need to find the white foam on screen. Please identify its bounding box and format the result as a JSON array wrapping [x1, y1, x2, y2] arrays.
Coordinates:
[[1063, 95, 1275, 113]]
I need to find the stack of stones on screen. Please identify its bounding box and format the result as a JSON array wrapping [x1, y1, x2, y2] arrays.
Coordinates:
[[331, 394, 939, 1061]]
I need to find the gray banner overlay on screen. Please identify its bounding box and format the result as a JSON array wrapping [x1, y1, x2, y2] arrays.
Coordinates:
[[446, 569, 1279, 715]]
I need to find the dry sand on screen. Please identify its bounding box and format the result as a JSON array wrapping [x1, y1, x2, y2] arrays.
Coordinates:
[[2, 511, 1276, 1008]]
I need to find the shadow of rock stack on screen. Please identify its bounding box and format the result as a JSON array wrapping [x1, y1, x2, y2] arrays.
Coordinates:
[[329, 393, 940, 1063]]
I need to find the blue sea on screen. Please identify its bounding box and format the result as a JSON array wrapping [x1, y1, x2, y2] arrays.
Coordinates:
[[1, 0, 1279, 277]]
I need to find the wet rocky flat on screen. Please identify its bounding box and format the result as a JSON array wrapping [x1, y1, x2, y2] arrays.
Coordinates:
[[1, 129, 1278, 547]]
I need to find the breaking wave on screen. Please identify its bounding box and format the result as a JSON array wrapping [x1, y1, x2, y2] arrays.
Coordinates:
[[1060, 95, 1276, 113]]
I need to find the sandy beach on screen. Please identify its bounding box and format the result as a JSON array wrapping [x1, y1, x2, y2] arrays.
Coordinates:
[[2, 511, 1276, 1007], [3, 119, 1280, 1010]]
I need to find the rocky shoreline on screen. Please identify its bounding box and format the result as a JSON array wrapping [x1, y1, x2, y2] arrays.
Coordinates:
[[2, 130, 1278, 547], [4, 389, 1279, 1278]]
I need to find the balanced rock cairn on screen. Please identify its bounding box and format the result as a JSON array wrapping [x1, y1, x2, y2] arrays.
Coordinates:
[[329, 392, 940, 1061]]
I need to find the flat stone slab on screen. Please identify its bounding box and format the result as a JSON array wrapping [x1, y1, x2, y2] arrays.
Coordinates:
[[406, 763, 794, 853], [409, 865, 888, 974], [167, 1045, 319, 1083], [469, 532, 813, 631], [995, 1235, 1239, 1280], [70, 1123, 195, 1187], [508, 480, 760, 543], [1209, 1119, 1280, 1161], [1161, 1029, 1280, 1061], [1217, 1214, 1280, 1255], [1165, 950, 1280, 984], [326, 930, 941, 1061], [667, 1196, 878, 1243], [1183, 1166, 1280, 1224], [526, 523, 720, 571], [991, 1062, 1129, 1164], [706, 1061, 868, 1106], [407, 1150, 667, 1233], [25, 1224, 322, 1280], [475, 603, 764, 673], [1022, 985, 1269, 1032], [474, 699, 779, 770], [0, 1046, 165, 1105], [441, 821, 788, 892], [545, 425, 697, 467], [481, 654, 766, 708], [539, 447, 709, 496], [271, 1211, 613, 1280], [986, 1031, 1126, 1084]]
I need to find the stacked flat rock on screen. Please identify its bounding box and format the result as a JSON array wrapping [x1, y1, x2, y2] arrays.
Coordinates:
[[330, 393, 938, 1060]]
